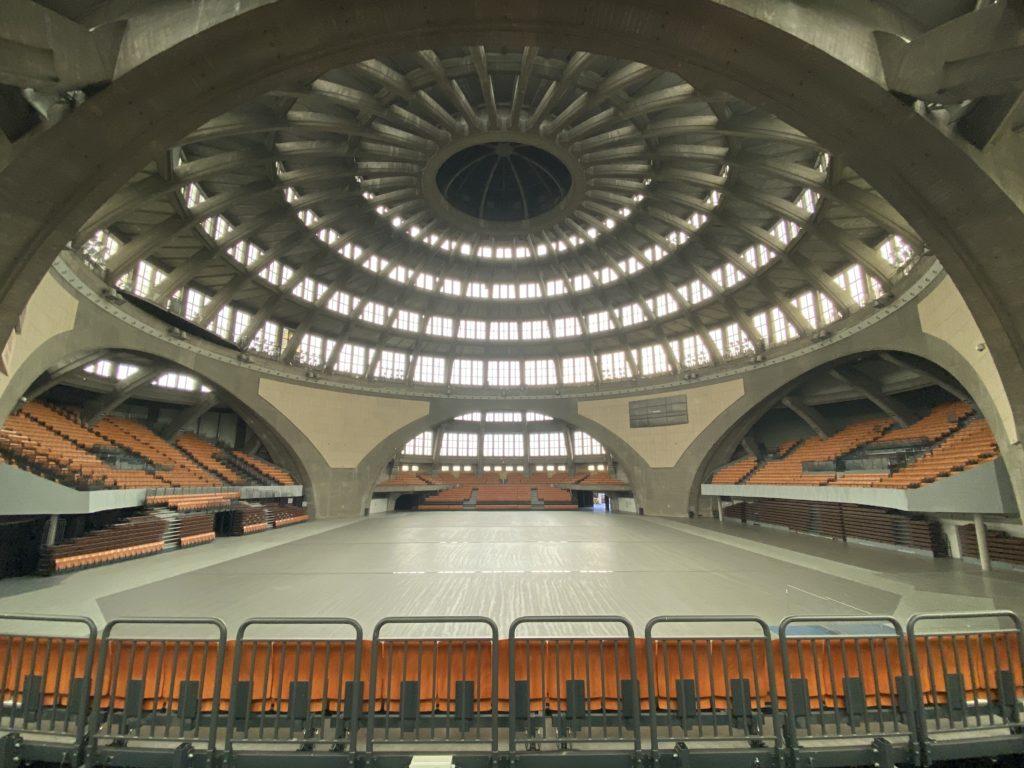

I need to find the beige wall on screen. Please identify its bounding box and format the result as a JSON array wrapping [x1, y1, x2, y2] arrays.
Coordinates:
[[0, 273, 78, 397], [579, 378, 746, 467], [257, 378, 429, 468], [918, 276, 1017, 442]]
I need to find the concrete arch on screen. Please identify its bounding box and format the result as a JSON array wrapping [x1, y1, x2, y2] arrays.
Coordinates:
[[1, 325, 336, 514], [3, 0, 1024, 440], [355, 399, 651, 501], [686, 341, 1019, 517]]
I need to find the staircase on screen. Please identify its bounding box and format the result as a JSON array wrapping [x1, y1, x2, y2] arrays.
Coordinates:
[[150, 508, 182, 551], [465, 489, 478, 509], [531, 488, 543, 510]]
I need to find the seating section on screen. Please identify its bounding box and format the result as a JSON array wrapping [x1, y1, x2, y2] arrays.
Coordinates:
[[745, 418, 892, 486], [710, 455, 759, 484], [475, 483, 533, 509], [709, 405, 1000, 490], [536, 486, 575, 509], [0, 400, 299, 491], [377, 472, 434, 487], [0, 410, 155, 489], [232, 451, 296, 485], [873, 418, 998, 488], [227, 505, 270, 535], [1, 611, 1020, 768], [39, 513, 167, 574], [265, 503, 309, 527], [175, 433, 247, 484], [725, 499, 935, 552], [419, 485, 473, 509], [958, 525, 1024, 568], [871, 400, 974, 445], [178, 513, 216, 548], [91, 417, 219, 487], [146, 492, 240, 512]]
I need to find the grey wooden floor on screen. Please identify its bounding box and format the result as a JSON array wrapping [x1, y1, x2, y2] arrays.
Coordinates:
[[0, 510, 1020, 637]]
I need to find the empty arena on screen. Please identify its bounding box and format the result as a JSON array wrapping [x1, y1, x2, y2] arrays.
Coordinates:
[[2, 2, 1024, 766]]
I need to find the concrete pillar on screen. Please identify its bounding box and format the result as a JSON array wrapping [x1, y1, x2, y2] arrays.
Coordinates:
[[973, 514, 991, 572], [43, 514, 59, 546], [608, 494, 620, 514], [716, 497, 723, 523], [941, 519, 963, 559]]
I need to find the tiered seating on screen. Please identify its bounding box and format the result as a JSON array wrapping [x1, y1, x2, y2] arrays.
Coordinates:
[[420, 486, 472, 509], [176, 433, 247, 484], [769, 438, 801, 457], [874, 418, 998, 488], [147, 491, 240, 512], [710, 455, 759, 484], [536, 486, 575, 509], [377, 472, 433, 487], [828, 472, 889, 486], [726, 499, 935, 551], [959, 525, 1024, 568], [179, 513, 216, 547], [227, 505, 269, 535], [744, 418, 892, 486], [475, 483, 533, 509], [870, 401, 974, 446], [21, 402, 108, 450], [0, 411, 155, 489], [39, 513, 167, 573], [93, 417, 219, 487], [233, 451, 296, 484], [265, 503, 309, 527]]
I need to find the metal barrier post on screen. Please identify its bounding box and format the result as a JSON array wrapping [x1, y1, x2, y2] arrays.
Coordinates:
[[366, 616, 500, 761], [0, 613, 97, 766], [507, 615, 642, 759], [225, 617, 364, 762], [644, 616, 780, 766], [907, 610, 1024, 764], [87, 617, 227, 764], [779, 615, 917, 768]]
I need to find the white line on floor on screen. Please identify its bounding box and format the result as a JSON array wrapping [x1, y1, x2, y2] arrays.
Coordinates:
[[785, 584, 870, 615]]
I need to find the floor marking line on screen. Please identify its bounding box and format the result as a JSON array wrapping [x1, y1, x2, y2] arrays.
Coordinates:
[[785, 584, 870, 615]]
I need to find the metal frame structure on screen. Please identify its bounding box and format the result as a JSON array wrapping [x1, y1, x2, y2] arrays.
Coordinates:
[[0, 610, 1021, 767]]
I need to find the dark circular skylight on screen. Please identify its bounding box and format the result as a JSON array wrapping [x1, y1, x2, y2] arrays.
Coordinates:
[[435, 142, 573, 222]]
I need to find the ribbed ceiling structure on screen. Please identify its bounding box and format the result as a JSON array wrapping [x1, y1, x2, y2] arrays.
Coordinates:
[[78, 46, 925, 390]]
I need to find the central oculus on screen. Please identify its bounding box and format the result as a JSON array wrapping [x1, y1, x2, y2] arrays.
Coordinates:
[[435, 141, 573, 223]]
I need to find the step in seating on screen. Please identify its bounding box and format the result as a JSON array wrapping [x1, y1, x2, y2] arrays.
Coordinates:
[[232, 451, 296, 485], [146, 491, 241, 512], [176, 433, 247, 484], [178, 513, 216, 548], [265, 503, 309, 527], [710, 455, 759, 484], [39, 513, 167, 574]]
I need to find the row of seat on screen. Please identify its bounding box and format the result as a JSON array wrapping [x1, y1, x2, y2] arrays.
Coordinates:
[[146, 491, 241, 511], [175, 433, 248, 485], [42, 514, 167, 574], [232, 451, 296, 485], [2, 630, 1020, 716], [49, 541, 164, 572], [180, 532, 216, 547]]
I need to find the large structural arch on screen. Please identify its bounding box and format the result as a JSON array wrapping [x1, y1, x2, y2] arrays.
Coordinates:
[[3, 0, 1024, 432]]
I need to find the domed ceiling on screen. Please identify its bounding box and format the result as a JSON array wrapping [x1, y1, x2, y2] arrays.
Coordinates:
[[78, 46, 923, 390]]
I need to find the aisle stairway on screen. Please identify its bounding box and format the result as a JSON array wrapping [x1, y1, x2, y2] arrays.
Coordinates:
[[150, 508, 182, 551]]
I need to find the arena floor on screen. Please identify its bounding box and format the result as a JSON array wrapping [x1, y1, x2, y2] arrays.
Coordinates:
[[1, 510, 1020, 637]]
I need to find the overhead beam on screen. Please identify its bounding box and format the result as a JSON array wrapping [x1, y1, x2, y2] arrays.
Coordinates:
[[159, 391, 220, 440], [829, 366, 916, 427], [21, 351, 105, 401], [781, 395, 831, 438], [81, 365, 159, 425], [878, 351, 970, 402]]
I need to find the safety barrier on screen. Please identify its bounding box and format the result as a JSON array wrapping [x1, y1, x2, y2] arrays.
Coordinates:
[[0, 611, 1020, 767], [645, 616, 781, 765]]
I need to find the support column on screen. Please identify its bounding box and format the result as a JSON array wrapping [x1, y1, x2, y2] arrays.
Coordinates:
[[43, 514, 59, 546], [716, 497, 723, 523], [941, 520, 963, 559], [973, 514, 991, 572]]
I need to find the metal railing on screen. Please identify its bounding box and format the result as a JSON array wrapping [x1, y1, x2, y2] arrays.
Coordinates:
[[0, 610, 1019, 767], [367, 617, 500, 756], [645, 616, 781, 763], [87, 617, 227, 763], [779, 615, 918, 766], [507, 616, 643, 756], [225, 618, 364, 757]]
